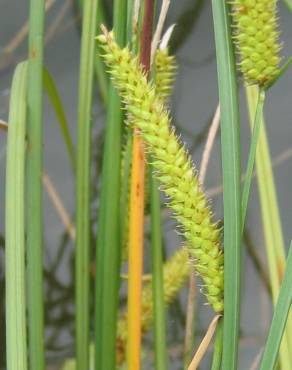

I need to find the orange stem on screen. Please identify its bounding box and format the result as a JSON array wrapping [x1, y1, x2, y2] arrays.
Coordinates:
[[126, 2, 153, 369]]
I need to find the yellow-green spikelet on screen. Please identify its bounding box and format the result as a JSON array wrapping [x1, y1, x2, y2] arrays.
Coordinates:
[[231, 0, 282, 86], [116, 248, 190, 364], [97, 30, 224, 313], [121, 50, 177, 260], [154, 48, 177, 101]]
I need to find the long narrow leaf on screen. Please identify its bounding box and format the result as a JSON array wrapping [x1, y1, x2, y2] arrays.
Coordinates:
[[241, 88, 265, 229], [260, 245, 292, 370], [246, 85, 292, 366], [212, 1, 242, 369], [94, 1, 127, 369], [75, 0, 99, 368], [5, 61, 28, 370], [43, 67, 75, 169]]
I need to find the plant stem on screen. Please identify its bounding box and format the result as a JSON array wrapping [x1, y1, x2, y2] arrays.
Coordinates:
[[94, 1, 127, 369], [127, 132, 146, 370], [75, 0, 98, 368], [78, 0, 109, 105], [5, 62, 28, 370], [212, 1, 241, 369], [127, 1, 154, 369], [26, 0, 46, 368]]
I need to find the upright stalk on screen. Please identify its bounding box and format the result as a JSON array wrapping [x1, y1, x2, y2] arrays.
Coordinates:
[[75, 0, 98, 368], [26, 1, 46, 369], [94, 1, 127, 370], [212, 1, 241, 369], [127, 2, 154, 369]]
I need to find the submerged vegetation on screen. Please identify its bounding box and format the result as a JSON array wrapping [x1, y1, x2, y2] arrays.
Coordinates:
[[1, 0, 292, 370]]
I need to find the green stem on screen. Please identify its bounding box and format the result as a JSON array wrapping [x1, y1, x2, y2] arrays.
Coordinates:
[[5, 62, 28, 370], [79, 0, 109, 105], [26, 0, 46, 368], [241, 88, 265, 230], [212, 1, 241, 369], [94, 1, 127, 369], [75, 0, 99, 368], [150, 172, 167, 370]]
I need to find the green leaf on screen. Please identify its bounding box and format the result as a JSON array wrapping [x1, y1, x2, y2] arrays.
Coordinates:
[[260, 244, 292, 370], [5, 61, 28, 370], [75, 0, 99, 368], [241, 88, 265, 229], [43, 67, 75, 169], [212, 1, 242, 368]]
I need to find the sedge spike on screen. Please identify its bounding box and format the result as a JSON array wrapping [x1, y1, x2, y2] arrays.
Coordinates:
[[154, 48, 177, 101], [121, 49, 176, 260], [116, 248, 190, 364], [97, 28, 224, 313], [231, 0, 282, 86]]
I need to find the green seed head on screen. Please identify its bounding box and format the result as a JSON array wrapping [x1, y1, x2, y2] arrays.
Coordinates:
[[154, 48, 177, 101], [231, 0, 282, 86], [97, 28, 224, 313], [117, 249, 190, 364]]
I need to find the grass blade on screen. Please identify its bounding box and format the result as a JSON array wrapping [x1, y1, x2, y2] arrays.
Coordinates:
[[94, 1, 127, 369], [241, 88, 265, 229], [260, 244, 292, 370], [75, 0, 99, 368], [78, 0, 109, 104], [211, 1, 241, 369], [246, 85, 292, 367], [5, 61, 28, 370], [26, 0, 46, 368], [43, 67, 75, 169], [211, 318, 223, 370]]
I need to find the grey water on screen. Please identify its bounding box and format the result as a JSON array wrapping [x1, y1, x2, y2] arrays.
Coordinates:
[[0, 0, 291, 369]]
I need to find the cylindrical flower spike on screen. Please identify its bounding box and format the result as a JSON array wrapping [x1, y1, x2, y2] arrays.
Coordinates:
[[231, 0, 282, 86], [97, 28, 224, 313], [121, 50, 176, 260], [154, 48, 177, 101], [116, 248, 190, 364]]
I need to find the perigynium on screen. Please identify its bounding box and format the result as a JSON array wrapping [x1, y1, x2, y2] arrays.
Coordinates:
[[97, 27, 224, 313]]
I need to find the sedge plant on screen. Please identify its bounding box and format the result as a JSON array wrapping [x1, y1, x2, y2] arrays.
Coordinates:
[[4, 2, 292, 370]]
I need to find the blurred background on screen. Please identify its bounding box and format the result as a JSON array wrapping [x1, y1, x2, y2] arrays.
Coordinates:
[[0, 0, 291, 368]]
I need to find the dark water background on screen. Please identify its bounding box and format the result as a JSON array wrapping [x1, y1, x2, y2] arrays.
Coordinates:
[[0, 0, 291, 369]]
